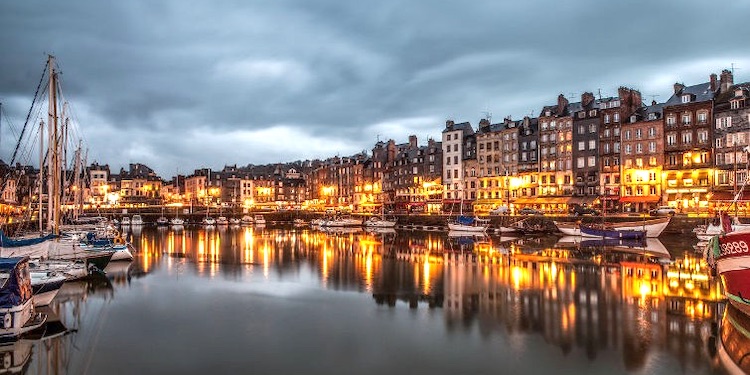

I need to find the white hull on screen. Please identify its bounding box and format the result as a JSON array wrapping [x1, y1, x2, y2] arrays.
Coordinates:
[[364, 217, 396, 228], [32, 289, 60, 307], [554, 217, 670, 238], [110, 245, 134, 261], [322, 218, 363, 227], [0, 299, 46, 340], [695, 222, 750, 241], [447, 223, 488, 232], [170, 218, 185, 225]]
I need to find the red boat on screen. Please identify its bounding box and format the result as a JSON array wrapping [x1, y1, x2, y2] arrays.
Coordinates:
[[709, 212, 750, 315]]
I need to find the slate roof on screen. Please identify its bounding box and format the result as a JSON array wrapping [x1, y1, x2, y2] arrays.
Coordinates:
[[664, 82, 715, 106]]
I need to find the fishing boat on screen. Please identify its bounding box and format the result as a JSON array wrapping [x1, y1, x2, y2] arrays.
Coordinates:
[[707, 211, 750, 316], [0, 257, 47, 341], [695, 216, 750, 241], [578, 223, 646, 240], [553, 217, 670, 238]]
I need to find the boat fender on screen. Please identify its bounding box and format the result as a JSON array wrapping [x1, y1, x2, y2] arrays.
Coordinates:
[[3, 313, 11, 329]]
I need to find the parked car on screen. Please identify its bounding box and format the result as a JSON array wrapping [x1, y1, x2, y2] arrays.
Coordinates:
[[570, 205, 600, 216], [489, 206, 509, 215], [649, 206, 676, 216], [518, 207, 543, 215]]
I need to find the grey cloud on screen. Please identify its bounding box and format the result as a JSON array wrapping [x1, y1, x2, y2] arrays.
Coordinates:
[[1, 0, 749, 176]]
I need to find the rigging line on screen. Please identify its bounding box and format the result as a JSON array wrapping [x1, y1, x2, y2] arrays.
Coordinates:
[[9, 59, 49, 167]]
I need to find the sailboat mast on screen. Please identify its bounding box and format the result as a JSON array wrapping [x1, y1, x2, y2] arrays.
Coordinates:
[[47, 54, 61, 234], [38, 120, 44, 232]]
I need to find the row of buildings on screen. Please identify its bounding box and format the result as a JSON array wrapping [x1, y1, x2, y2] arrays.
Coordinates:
[[1, 69, 748, 215]]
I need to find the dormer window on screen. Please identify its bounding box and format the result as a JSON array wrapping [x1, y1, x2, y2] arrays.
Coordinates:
[[731, 99, 743, 110], [545, 110, 551, 116], [589, 110, 597, 116], [736, 89, 744, 98], [681, 94, 691, 103], [648, 113, 657, 121], [630, 115, 637, 123]]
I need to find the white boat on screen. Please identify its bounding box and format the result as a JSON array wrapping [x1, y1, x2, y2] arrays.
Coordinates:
[[241, 215, 254, 226], [120, 217, 131, 226], [254, 215, 266, 225], [29, 259, 89, 281], [364, 216, 396, 228], [694, 217, 750, 241], [156, 216, 169, 226], [0, 257, 48, 340], [553, 217, 670, 238], [29, 272, 66, 307], [321, 216, 362, 227], [131, 215, 144, 226], [216, 216, 229, 225], [202, 217, 216, 226], [447, 216, 490, 233], [170, 217, 185, 226], [229, 217, 241, 225]]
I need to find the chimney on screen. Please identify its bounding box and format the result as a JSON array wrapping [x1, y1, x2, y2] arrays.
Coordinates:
[[478, 118, 490, 131], [720, 69, 734, 93], [409, 135, 417, 148], [581, 92, 595, 107], [710, 73, 718, 92], [673, 83, 684, 94], [503, 115, 512, 125], [557, 94, 569, 114], [445, 120, 455, 129], [651, 100, 657, 106]]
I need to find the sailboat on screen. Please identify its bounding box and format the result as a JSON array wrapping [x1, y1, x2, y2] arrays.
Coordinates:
[[364, 177, 396, 228], [446, 185, 488, 232], [0, 55, 115, 272], [156, 207, 168, 226]]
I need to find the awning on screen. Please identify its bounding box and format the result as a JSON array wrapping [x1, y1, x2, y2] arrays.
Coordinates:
[[709, 191, 750, 201], [619, 195, 660, 203]]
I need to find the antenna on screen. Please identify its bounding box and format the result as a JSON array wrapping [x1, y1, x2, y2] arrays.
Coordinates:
[[597, 89, 602, 100], [568, 92, 578, 100], [481, 111, 492, 123], [647, 94, 660, 104]]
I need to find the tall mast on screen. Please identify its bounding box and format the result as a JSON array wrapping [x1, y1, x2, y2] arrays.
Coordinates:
[[47, 54, 61, 234], [38, 120, 44, 232]]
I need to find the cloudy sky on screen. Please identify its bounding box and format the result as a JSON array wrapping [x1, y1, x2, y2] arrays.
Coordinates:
[[1, 1, 748, 177]]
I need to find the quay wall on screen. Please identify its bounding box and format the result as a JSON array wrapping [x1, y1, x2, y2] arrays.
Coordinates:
[[60, 208, 710, 235]]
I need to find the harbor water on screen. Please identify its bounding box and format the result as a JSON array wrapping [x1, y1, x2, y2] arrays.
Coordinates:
[[16, 225, 732, 374]]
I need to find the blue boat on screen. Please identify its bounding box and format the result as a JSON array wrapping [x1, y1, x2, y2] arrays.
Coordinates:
[[578, 224, 646, 240], [0, 257, 47, 341]]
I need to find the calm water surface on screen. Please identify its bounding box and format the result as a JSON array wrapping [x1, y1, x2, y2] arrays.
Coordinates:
[[15, 225, 735, 374]]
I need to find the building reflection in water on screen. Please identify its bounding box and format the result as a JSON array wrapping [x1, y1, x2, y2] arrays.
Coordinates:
[[18, 226, 729, 373]]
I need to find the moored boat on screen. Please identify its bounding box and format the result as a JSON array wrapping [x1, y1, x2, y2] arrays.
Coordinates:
[[216, 216, 229, 225], [29, 272, 66, 307], [156, 216, 169, 226], [578, 224, 646, 240], [447, 215, 489, 233], [131, 215, 144, 226], [254, 215, 266, 225], [553, 217, 670, 238], [241, 215, 254, 226], [716, 304, 750, 374], [0, 257, 48, 341], [364, 216, 396, 228], [708, 212, 750, 316]]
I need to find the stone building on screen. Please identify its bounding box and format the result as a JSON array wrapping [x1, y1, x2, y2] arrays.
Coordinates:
[[662, 76, 717, 212]]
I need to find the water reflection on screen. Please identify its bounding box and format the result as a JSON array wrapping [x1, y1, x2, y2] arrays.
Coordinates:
[[18, 227, 732, 374]]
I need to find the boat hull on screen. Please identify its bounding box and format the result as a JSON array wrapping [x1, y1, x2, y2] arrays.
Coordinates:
[[447, 223, 488, 232], [579, 225, 646, 240], [715, 230, 750, 315], [554, 217, 670, 238]]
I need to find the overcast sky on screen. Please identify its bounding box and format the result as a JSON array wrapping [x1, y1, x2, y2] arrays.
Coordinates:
[[1, 1, 749, 178]]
